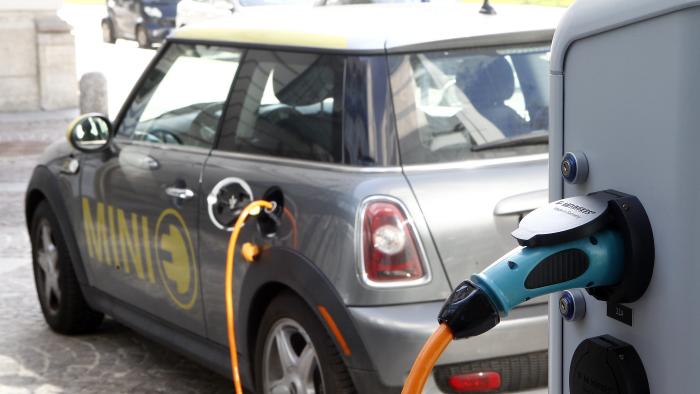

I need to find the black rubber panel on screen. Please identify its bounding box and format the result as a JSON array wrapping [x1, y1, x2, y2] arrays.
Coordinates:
[[570, 335, 649, 394], [434, 351, 547, 393], [524, 249, 589, 289], [586, 191, 655, 304]]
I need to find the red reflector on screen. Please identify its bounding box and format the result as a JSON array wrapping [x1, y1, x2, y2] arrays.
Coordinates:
[[448, 371, 501, 392]]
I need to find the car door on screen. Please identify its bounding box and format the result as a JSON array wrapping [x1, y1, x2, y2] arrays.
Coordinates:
[[79, 42, 242, 336], [198, 49, 349, 345]]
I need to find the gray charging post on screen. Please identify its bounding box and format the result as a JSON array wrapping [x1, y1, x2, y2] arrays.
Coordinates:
[[549, 1, 700, 392]]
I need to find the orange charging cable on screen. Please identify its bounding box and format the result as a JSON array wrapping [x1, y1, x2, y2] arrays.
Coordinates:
[[401, 323, 454, 394], [225, 200, 274, 394]]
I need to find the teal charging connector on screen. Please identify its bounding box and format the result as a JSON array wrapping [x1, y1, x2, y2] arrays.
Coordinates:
[[437, 190, 653, 340], [472, 229, 624, 314]]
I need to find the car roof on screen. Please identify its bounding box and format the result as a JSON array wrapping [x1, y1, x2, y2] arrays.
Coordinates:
[[171, 3, 564, 53]]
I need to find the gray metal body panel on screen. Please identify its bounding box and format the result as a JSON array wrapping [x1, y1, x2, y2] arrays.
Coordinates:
[[199, 151, 452, 347], [403, 155, 548, 292], [78, 140, 208, 336], [174, 3, 564, 53], [551, 2, 700, 393], [350, 301, 548, 388]]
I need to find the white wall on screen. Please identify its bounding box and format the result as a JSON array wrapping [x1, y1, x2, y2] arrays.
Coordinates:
[[0, 1, 77, 111], [0, 0, 62, 11]]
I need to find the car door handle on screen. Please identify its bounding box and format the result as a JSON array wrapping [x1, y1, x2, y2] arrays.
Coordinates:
[[165, 187, 195, 200], [493, 189, 548, 217], [120, 150, 160, 170]]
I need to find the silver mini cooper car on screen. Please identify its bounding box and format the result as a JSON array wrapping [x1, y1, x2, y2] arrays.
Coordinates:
[[26, 3, 561, 393]]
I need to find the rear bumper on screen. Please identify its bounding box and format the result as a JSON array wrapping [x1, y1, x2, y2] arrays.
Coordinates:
[[348, 301, 548, 393]]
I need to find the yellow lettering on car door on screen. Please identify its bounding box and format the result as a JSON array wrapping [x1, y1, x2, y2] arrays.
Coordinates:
[[107, 205, 120, 270], [117, 209, 146, 280], [154, 208, 199, 311], [142, 216, 156, 283], [82, 197, 112, 266], [81, 197, 198, 310]]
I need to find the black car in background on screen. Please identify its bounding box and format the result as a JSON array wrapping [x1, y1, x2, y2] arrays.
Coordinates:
[[102, 0, 179, 48]]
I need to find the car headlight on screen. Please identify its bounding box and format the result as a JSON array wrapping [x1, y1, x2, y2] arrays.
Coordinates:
[[144, 6, 162, 18]]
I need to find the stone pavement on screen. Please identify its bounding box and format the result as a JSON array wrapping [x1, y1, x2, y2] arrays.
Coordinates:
[[0, 111, 233, 394]]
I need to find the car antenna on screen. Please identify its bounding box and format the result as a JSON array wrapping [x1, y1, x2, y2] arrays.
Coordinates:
[[479, 0, 496, 15]]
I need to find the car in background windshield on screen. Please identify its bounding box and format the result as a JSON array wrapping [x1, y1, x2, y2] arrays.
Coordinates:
[[236, 0, 324, 6], [102, 0, 178, 48], [390, 45, 550, 165], [177, 0, 235, 27]]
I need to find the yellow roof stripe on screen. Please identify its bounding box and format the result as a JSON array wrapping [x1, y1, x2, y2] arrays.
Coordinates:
[[173, 28, 349, 49]]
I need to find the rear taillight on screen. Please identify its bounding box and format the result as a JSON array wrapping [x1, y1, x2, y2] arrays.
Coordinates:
[[448, 371, 502, 392], [360, 199, 427, 286]]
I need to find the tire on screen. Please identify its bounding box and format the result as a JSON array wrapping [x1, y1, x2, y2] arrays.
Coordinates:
[[136, 25, 151, 49], [101, 18, 116, 43], [31, 200, 104, 335], [254, 292, 355, 394]]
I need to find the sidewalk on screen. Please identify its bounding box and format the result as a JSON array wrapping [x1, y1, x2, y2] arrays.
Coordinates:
[[0, 108, 77, 142], [0, 108, 76, 196], [0, 109, 75, 260]]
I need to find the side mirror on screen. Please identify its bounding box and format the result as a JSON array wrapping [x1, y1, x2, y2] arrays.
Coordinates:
[[66, 113, 113, 152]]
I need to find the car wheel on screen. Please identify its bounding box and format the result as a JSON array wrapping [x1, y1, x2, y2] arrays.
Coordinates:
[[101, 19, 116, 43], [31, 201, 104, 335], [136, 25, 151, 49], [254, 292, 356, 394]]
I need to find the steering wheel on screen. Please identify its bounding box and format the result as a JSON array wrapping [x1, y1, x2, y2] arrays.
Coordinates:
[[261, 106, 300, 124]]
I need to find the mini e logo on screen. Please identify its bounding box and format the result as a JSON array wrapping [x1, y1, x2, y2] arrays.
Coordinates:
[[155, 209, 199, 310]]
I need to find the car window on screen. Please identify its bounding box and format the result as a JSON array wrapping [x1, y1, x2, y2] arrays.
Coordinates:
[[389, 45, 550, 165], [216, 49, 345, 163], [117, 43, 241, 149]]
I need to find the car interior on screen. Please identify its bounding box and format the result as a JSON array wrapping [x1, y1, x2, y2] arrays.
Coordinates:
[[226, 50, 345, 163], [391, 47, 550, 165]]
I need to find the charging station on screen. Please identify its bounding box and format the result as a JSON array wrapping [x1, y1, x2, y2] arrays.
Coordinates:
[[548, 1, 700, 392]]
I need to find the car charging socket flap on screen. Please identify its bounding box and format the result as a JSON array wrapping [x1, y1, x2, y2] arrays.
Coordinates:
[[258, 186, 284, 237], [570, 335, 649, 394]]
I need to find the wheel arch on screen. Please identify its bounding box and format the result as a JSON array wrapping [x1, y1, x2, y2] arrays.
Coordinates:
[[25, 166, 90, 287], [238, 247, 375, 390], [25, 188, 47, 232]]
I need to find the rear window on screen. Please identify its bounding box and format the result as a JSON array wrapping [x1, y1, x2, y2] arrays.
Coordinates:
[[389, 45, 550, 165]]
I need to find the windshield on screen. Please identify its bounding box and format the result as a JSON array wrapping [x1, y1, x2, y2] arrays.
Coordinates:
[[389, 45, 550, 165]]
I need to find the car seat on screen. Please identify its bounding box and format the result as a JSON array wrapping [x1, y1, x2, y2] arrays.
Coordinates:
[[456, 57, 529, 138]]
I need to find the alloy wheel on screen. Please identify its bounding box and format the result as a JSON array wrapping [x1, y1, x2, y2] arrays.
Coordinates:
[[36, 219, 61, 315], [262, 318, 325, 394]]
